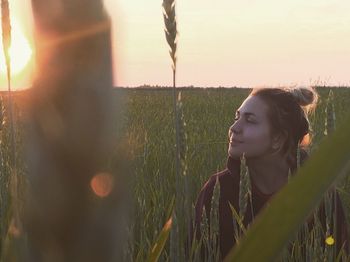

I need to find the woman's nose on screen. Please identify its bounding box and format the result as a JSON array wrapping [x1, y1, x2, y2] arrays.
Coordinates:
[[230, 121, 241, 135]]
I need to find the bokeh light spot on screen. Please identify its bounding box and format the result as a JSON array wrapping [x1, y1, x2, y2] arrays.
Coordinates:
[[90, 172, 114, 198], [8, 218, 21, 238]]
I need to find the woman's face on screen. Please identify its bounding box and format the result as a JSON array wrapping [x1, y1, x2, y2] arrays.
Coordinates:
[[228, 95, 275, 159]]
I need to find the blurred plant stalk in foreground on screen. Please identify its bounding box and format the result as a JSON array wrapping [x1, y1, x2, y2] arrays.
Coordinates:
[[20, 1, 127, 261]]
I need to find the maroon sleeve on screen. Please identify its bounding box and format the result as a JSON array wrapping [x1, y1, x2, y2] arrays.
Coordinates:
[[188, 157, 241, 259], [192, 157, 241, 241], [185, 174, 218, 260], [192, 175, 217, 240]]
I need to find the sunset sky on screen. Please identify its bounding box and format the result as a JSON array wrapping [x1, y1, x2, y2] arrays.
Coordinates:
[[0, 0, 33, 91], [1, 0, 350, 90]]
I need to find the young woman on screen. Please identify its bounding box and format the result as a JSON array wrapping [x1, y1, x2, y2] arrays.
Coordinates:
[[192, 87, 349, 259]]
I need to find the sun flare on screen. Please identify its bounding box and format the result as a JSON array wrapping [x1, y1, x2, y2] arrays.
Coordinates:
[[0, 19, 33, 76]]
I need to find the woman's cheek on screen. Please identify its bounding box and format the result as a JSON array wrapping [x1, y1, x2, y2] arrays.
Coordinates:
[[247, 139, 272, 157], [228, 144, 243, 158]]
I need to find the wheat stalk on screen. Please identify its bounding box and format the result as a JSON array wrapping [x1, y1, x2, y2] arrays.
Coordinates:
[[25, 1, 124, 260], [163, 0, 181, 260], [209, 176, 221, 261], [1, 0, 17, 182], [324, 89, 338, 257], [176, 91, 193, 258], [324, 89, 336, 136], [162, 0, 179, 177], [1, 2, 20, 257], [1, 0, 16, 166], [239, 154, 250, 220]]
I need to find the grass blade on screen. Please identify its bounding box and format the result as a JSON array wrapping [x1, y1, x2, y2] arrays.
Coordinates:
[[147, 216, 173, 262]]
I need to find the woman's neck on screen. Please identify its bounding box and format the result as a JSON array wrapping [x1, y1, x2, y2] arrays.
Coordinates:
[[246, 154, 289, 195]]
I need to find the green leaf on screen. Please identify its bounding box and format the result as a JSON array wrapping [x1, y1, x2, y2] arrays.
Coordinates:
[[224, 112, 350, 262], [147, 217, 173, 262]]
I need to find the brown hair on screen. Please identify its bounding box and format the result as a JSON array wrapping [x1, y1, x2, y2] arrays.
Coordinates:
[[250, 87, 318, 172]]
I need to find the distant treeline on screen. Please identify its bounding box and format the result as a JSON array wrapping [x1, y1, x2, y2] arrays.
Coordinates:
[[113, 85, 350, 90]]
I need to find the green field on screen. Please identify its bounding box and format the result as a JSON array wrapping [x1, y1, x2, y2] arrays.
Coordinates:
[[1, 86, 350, 260], [120, 86, 350, 260]]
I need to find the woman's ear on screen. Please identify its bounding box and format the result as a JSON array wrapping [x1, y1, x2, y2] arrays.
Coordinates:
[[271, 131, 287, 152]]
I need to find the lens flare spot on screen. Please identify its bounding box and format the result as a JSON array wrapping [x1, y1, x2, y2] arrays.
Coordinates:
[[0, 19, 33, 75], [300, 133, 311, 147], [90, 173, 114, 198], [8, 218, 21, 238]]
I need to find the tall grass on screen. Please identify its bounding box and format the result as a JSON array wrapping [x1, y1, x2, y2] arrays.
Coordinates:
[[123, 87, 350, 261], [1, 87, 350, 260]]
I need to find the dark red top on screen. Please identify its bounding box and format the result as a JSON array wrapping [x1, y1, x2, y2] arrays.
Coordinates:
[[193, 157, 349, 259]]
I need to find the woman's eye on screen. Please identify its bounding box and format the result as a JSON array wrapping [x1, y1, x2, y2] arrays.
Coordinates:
[[246, 117, 256, 123], [234, 114, 256, 123]]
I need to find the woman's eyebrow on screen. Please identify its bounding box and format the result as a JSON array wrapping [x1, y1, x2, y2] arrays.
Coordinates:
[[236, 110, 257, 117]]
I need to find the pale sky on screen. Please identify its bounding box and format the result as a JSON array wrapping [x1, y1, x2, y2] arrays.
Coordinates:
[[1, 0, 350, 90], [106, 0, 350, 87]]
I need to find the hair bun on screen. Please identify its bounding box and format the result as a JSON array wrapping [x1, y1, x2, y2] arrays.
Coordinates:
[[290, 87, 318, 112]]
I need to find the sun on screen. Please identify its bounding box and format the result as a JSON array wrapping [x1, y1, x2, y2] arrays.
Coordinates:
[[0, 19, 33, 76]]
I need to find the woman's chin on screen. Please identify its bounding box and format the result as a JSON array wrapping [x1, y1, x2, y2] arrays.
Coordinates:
[[228, 149, 242, 159]]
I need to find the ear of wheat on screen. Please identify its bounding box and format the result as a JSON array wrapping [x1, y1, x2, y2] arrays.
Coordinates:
[[324, 89, 336, 136], [239, 154, 250, 221], [162, 0, 177, 70]]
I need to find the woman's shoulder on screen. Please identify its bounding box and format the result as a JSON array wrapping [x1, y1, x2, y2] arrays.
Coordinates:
[[202, 157, 241, 190], [198, 168, 239, 200], [203, 169, 231, 187], [194, 167, 240, 223]]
